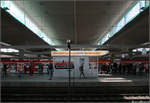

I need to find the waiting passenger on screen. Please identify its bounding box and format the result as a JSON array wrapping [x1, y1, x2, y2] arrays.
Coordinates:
[[39, 63, 44, 74], [24, 64, 27, 74], [113, 63, 118, 73], [145, 63, 149, 74], [122, 64, 126, 75], [139, 63, 144, 76], [136, 64, 140, 75], [132, 64, 137, 75], [118, 63, 122, 74], [18, 64, 23, 77], [101, 64, 104, 74], [79, 63, 86, 79], [29, 64, 33, 76], [106, 64, 110, 74], [2, 63, 8, 79], [47, 63, 54, 80]]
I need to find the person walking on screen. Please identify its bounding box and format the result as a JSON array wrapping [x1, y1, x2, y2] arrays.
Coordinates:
[[79, 63, 86, 79], [47, 63, 54, 80]]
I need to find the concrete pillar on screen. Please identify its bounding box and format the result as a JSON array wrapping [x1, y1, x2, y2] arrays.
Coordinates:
[[38, 55, 41, 60], [19, 50, 24, 59]]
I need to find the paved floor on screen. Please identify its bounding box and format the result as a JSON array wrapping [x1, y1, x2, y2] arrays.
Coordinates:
[[2, 73, 99, 82], [1, 73, 148, 82]]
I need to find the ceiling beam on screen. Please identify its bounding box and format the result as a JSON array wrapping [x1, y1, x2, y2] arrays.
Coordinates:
[[1, 44, 148, 49]]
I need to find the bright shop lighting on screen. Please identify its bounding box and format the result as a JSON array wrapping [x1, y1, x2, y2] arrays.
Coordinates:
[[0, 48, 19, 53], [132, 48, 150, 52], [51, 50, 109, 57]]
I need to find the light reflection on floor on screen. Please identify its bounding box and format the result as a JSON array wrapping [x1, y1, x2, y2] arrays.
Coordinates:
[[2, 73, 148, 83], [98, 78, 133, 82]]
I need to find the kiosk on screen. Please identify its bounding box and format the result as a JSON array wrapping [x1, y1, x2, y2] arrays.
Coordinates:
[[51, 51, 109, 78]]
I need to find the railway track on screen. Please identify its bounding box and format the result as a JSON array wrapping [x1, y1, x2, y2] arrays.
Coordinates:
[[2, 86, 149, 102]]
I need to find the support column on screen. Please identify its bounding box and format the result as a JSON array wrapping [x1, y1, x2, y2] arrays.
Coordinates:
[[19, 50, 24, 60]]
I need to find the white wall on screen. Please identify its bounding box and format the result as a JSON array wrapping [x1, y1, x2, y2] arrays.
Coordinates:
[[53, 56, 98, 78]]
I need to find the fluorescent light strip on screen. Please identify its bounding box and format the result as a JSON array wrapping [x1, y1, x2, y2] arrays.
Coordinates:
[[1, 1, 60, 51], [98, 0, 150, 45]]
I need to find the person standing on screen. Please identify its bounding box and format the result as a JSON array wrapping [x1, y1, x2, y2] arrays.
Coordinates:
[[113, 63, 118, 74], [39, 63, 43, 74], [136, 64, 140, 75], [122, 64, 126, 75], [139, 63, 144, 76], [133, 63, 136, 75], [24, 64, 27, 74], [79, 63, 86, 79], [118, 63, 122, 75], [2, 63, 8, 79], [145, 63, 149, 75], [101, 64, 105, 74], [29, 63, 33, 76], [47, 63, 54, 80], [18, 64, 23, 77]]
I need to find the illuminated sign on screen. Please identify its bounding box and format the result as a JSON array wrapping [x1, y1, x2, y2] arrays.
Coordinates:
[[51, 51, 109, 56], [54, 60, 74, 69]]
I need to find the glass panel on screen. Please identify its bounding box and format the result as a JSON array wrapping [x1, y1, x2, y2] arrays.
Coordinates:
[[1, 1, 10, 8], [125, 2, 140, 24], [100, 33, 110, 45], [0, 1, 5, 8], [100, 40, 103, 45], [115, 17, 125, 33], [1, 1, 56, 47], [110, 26, 116, 37], [145, 48, 150, 52], [145, 0, 150, 7], [5, 2, 25, 25], [100, 38, 104, 45], [98, 1, 149, 45], [140, 0, 145, 9], [105, 33, 110, 40]]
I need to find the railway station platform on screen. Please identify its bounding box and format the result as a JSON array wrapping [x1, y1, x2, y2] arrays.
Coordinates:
[[2, 73, 149, 102], [2, 73, 149, 87]]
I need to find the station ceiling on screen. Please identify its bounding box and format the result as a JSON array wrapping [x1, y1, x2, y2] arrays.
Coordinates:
[[14, 0, 134, 45], [105, 8, 149, 47], [1, 9, 48, 46], [1, 1, 149, 53]]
